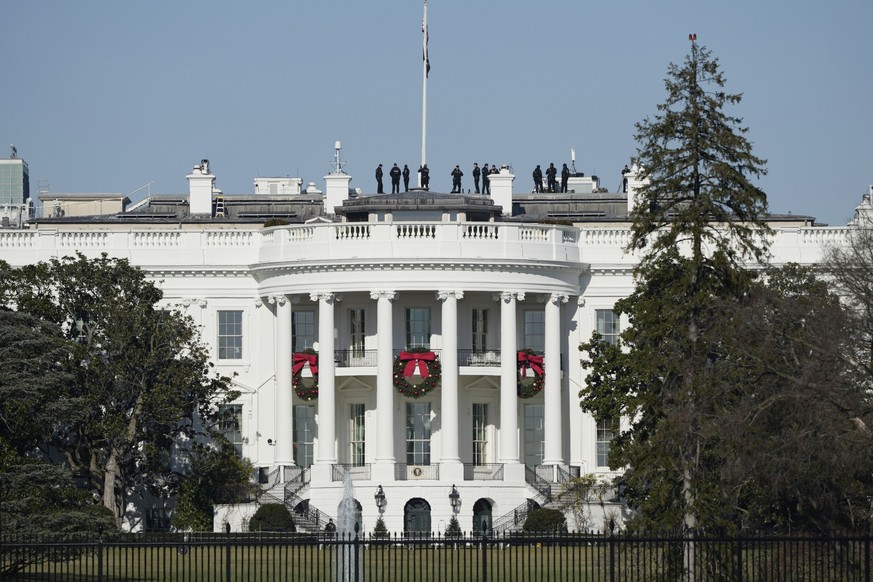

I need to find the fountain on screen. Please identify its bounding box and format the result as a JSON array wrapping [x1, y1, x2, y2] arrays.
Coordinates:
[[335, 469, 361, 581]]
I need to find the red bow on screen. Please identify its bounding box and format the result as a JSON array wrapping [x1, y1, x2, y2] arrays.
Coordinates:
[[399, 351, 436, 379], [292, 352, 318, 375], [517, 351, 544, 377]]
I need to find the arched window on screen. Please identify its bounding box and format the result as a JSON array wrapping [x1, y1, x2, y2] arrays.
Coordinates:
[[403, 498, 431, 535], [472, 499, 492, 535]]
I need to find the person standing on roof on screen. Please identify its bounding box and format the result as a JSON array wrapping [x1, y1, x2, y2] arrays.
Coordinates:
[[402, 164, 411, 192], [390, 163, 402, 194], [451, 165, 464, 193], [546, 163, 557, 193], [482, 163, 491, 195], [418, 164, 430, 190], [561, 163, 571, 193], [472, 163, 481, 194], [375, 164, 384, 194], [533, 165, 544, 193]]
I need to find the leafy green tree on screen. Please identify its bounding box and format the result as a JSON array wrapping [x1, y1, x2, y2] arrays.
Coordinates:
[[522, 508, 567, 533], [173, 441, 259, 531], [581, 40, 772, 535], [2, 253, 244, 527]]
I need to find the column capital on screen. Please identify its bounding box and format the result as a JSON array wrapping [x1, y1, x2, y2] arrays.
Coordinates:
[[179, 298, 207, 309], [310, 292, 339, 304], [436, 290, 464, 301], [267, 294, 287, 306], [497, 291, 525, 303], [549, 293, 569, 305], [370, 290, 396, 301], [577, 296, 586, 307]]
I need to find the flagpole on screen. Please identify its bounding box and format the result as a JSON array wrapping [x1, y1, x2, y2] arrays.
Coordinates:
[[420, 0, 428, 187]]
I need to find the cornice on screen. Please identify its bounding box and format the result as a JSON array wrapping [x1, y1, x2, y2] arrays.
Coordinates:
[[250, 259, 585, 279]]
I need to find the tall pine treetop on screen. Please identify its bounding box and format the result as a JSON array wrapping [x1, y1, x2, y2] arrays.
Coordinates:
[[631, 40, 771, 271]]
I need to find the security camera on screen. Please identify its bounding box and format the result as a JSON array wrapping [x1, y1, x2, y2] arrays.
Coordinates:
[[267, 438, 274, 446]]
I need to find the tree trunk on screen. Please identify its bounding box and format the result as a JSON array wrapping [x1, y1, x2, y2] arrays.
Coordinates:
[[103, 447, 123, 527]]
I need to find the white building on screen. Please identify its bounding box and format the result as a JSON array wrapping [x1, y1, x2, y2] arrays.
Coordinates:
[[0, 156, 865, 535]]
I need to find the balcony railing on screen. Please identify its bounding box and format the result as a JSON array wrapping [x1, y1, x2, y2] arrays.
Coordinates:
[[463, 463, 505, 481], [334, 350, 378, 367], [394, 463, 439, 481], [458, 350, 502, 367], [331, 464, 371, 482]]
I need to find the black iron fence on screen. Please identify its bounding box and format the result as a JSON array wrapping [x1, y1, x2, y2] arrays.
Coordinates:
[[4, 530, 871, 581]]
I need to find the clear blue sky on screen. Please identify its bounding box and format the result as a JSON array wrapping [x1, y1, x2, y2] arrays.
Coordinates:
[[2, 1, 871, 225]]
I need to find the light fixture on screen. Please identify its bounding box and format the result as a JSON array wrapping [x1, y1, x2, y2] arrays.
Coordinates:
[[375, 485, 387, 512], [449, 484, 460, 510]]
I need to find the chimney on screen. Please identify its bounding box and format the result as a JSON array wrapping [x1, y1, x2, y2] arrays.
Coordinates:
[[187, 159, 215, 217], [489, 165, 515, 216], [323, 140, 351, 216], [625, 162, 645, 215]]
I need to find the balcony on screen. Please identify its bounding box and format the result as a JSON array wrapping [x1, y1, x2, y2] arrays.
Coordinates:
[[394, 463, 440, 481], [331, 464, 371, 482], [458, 350, 501, 367], [463, 463, 505, 481]]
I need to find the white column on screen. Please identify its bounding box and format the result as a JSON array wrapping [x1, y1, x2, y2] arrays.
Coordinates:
[[313, 292, 338, 464], [270, 294, 294, 466], [543, 293, 567, 465], [499, 291, 523, 464], [371, 291, 396, 464], [438, 290, 463, 464]]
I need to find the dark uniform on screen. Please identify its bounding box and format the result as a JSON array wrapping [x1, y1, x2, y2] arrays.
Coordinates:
[[418, 164, 430, 190], [546, 163, 557, 193], [390, 164, 402, 194], [533, 165, 543, 193], [472, 163, 481, 194], [402, 164, 411, 191], [561, 163, 570, 193], [376, 164, 384, 194], [621, 164, 630, 193], [482, 163, 490, 195], [451, 165, 464, 193]]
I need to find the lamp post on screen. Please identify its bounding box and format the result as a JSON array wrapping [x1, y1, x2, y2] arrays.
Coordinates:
[[449, 484, 460, 513], [375, 485, 387, 514]]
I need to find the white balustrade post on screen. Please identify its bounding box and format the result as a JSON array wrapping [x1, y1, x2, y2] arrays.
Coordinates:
[[543, 293, 567, 466]]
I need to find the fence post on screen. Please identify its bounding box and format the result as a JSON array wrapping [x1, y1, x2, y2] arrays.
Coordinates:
[[97, 530, 104, 582], [866, 535, 870, 582], [481, 519, 488, 582], [608, 521, 616, 582], [225, 523, 232, 582], [736, 536, 743, 582], [354, 523, 361, 582]]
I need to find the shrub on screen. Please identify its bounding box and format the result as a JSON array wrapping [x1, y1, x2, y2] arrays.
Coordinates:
[[445, 515, 462, 538], [248, 503, 295, 532], [522, 508, 568, 533], [372, 516, 388, 539], [263, 218, 291, 228]]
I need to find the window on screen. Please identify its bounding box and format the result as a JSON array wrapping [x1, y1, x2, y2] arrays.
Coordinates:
[[217, 310, 243, 359], [293, 311, 315, 352], [524, 404, 545, 467], [472, 403, 488, 465], [406, 402, 431, 465], [349, 309, 366, 356], [472, 309, 489, 352], [218, 404, 243, 457], [596, 309, 620, 345], [596, 416, 619, 467], [523, 310, 545, 353], [406, 307, 431, 349], [294, 405, 315, 468], [350, 403, 366, 466]]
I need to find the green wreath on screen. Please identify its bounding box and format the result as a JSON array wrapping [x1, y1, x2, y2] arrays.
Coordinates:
[[517, 348, 545, 399], [292, 349, 319, 401], [393, 348, 442, 399]]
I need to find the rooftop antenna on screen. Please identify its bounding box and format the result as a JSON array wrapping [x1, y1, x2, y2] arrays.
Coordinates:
[[332, 140, 346, 174], [570, 147, 577, 174]]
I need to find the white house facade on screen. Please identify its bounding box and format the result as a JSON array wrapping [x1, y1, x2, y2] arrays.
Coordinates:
[[1, 157, 868, 535]]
